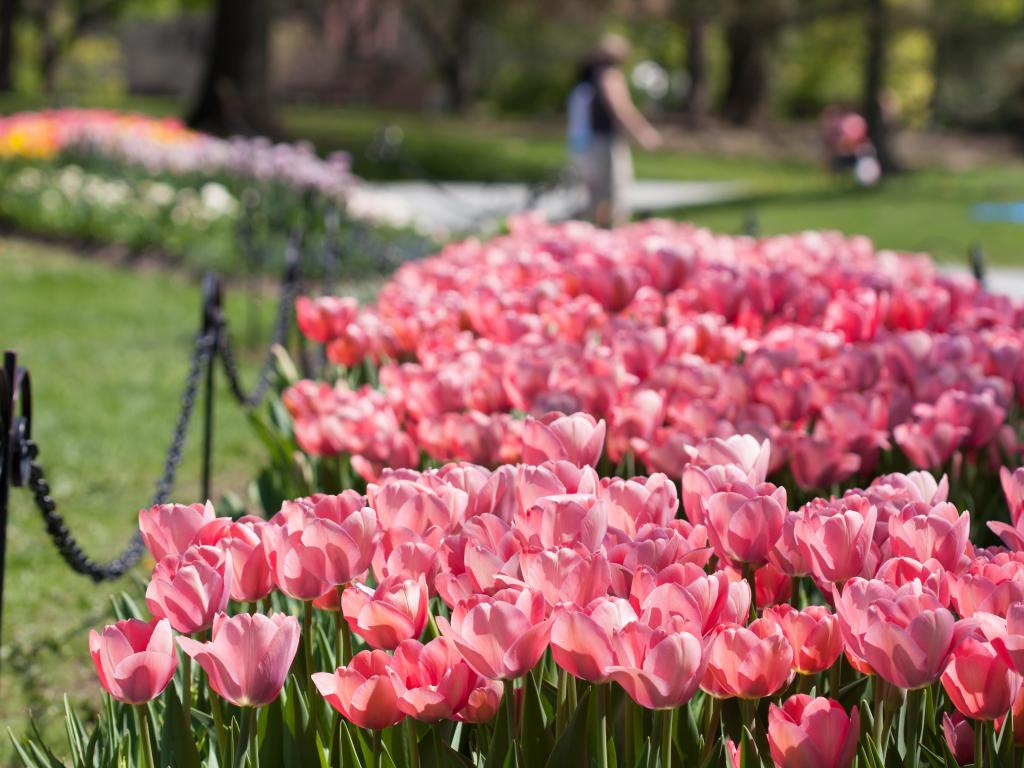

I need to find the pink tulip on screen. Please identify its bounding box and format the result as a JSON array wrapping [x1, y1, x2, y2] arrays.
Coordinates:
[[514, 493, 608, 552], [767, 695, 859, 768], [941, 636, 1020, 721], [89, 618, 177, 704], [146, 545, 231, 634], [943, 712, 975, 766], [177, 612, 299, 707], [138, 501, 217, 561], [874, 556, 950, 606], [550, 597, 639, 682], [521, 412, 606, 467], [604, 620, 706, 709], [599, 473, 678, 535], [313, 650, 405, 729], [519, 546, 611, 609], [888, 501, 970, 573], [793, 495, 876, 586], [861, 588, 966, 689], [219, 519, 274, 603], [631, 564, 750, 635], [436, 588, 552, 680], [951, 557, 1024, 617], [388, 637, 502, 722], [1003, 466, 1024, 525], [341, 575, 429, 650], [704, 482, 787, 566], [764, 604, 843, 676], [263, 497, 378, 600], [701, 618, 794, 699], [982, 603, 1024, 675]]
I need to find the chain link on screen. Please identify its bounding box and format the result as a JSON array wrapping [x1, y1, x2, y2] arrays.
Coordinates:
[[218, 255, 299, 409], [22, 328, 216, 581]]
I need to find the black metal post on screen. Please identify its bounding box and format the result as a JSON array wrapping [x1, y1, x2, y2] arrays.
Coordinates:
[[969, 242, 987, 291], [0, 352, 13, 663], [200, 275, 222, 503]]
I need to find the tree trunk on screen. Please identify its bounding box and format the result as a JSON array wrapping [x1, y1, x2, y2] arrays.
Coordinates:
[[187, 0, 275, 137], [862, 0, 899, 173], [685, 12, 709, 128], [720, 17, 769, 125], [0, 0, 17, 92]]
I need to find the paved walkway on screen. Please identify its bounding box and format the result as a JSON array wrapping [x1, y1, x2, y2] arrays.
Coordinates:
[[365, 180, 746, 235], [945, 266, 1024, 300]]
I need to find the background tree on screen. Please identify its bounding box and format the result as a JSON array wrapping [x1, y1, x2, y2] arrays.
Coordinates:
[[0, 0, 17, 91], [187, 0, 274, 136]]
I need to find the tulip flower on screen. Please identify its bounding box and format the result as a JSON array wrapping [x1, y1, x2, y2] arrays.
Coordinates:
[[701, 618, 794, 699], [943, 712, 975, 766], [219, 519, 274, 603], [888, 501, 970, 573], [521, 412, 606, 468], [704, 482, 787, 567], [177, 613, 299, 707], [262, 500, 377, 600], [550, 597, 639, 682], [767, 695, 859, 768], [138, 501, 217, 562], [941, 636, 1021, 721], [1003, 466, 1024, 525], [764, 604, 843, 676], [793, 495, 876, 586], [313, 650, 405, 729], [387, 637, 502, 722], [436, 589, 552, 680], [89, 618, 177, 704], [340, 575, 429, 650], [861, 589, 966, 690], [604, 620, 706, 709], [146, 545, 231, 634]]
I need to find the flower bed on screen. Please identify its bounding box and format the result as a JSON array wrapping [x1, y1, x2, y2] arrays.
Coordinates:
[[14, 221, 1024, 766], [289, 216, 1022, 504], [0, 109, 421, 273], [15, 421, 1024, 767]]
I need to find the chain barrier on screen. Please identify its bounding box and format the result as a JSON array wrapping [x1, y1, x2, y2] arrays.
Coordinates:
[[0, 236, 308, 659], [218, 235, 301, 408]]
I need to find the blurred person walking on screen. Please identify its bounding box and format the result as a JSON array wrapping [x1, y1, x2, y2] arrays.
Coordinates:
[[567, 33, 661, 227]]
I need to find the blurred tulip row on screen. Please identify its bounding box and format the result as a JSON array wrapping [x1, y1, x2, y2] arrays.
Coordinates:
[[14, 418, 1024, 767], [289, 216, 1022, 505], [0, 108, 421, 273]]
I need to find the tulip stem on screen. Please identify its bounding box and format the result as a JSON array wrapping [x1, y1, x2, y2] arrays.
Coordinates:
[[181, 650, 192, 720], [303, 601, 319, 739], [905, 687, 923, 767], [372, 728, 383, 768], [975, 718, 985, 768], [235, 706, 256, 768], [211, 693, 228, 759], [700, 695, 720, 760], [597, 684, 609, 768], [135, 704, 155, 768], [873, 679, 888, 757], [555, 667, 567, 737], [404, 718, 420, 768], [829, 658, 841, 698], [504, 679, 518, 765], [660, 707, 674, 768]]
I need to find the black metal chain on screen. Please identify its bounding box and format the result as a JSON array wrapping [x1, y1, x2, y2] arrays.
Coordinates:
[[217, 252, 300, 408], [22, 328, 216, 581]]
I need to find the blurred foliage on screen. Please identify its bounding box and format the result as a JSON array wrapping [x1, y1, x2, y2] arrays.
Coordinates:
[[54, 34, 126, 98]]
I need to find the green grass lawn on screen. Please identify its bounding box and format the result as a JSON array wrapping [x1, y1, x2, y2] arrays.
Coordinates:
[[0, 238, 293, 763]]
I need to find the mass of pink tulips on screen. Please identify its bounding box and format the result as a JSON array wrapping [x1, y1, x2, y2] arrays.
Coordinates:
[[289, 216, 1022, 492], [18, 219, 1024, 767], [73, 423, 1024, 767]]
